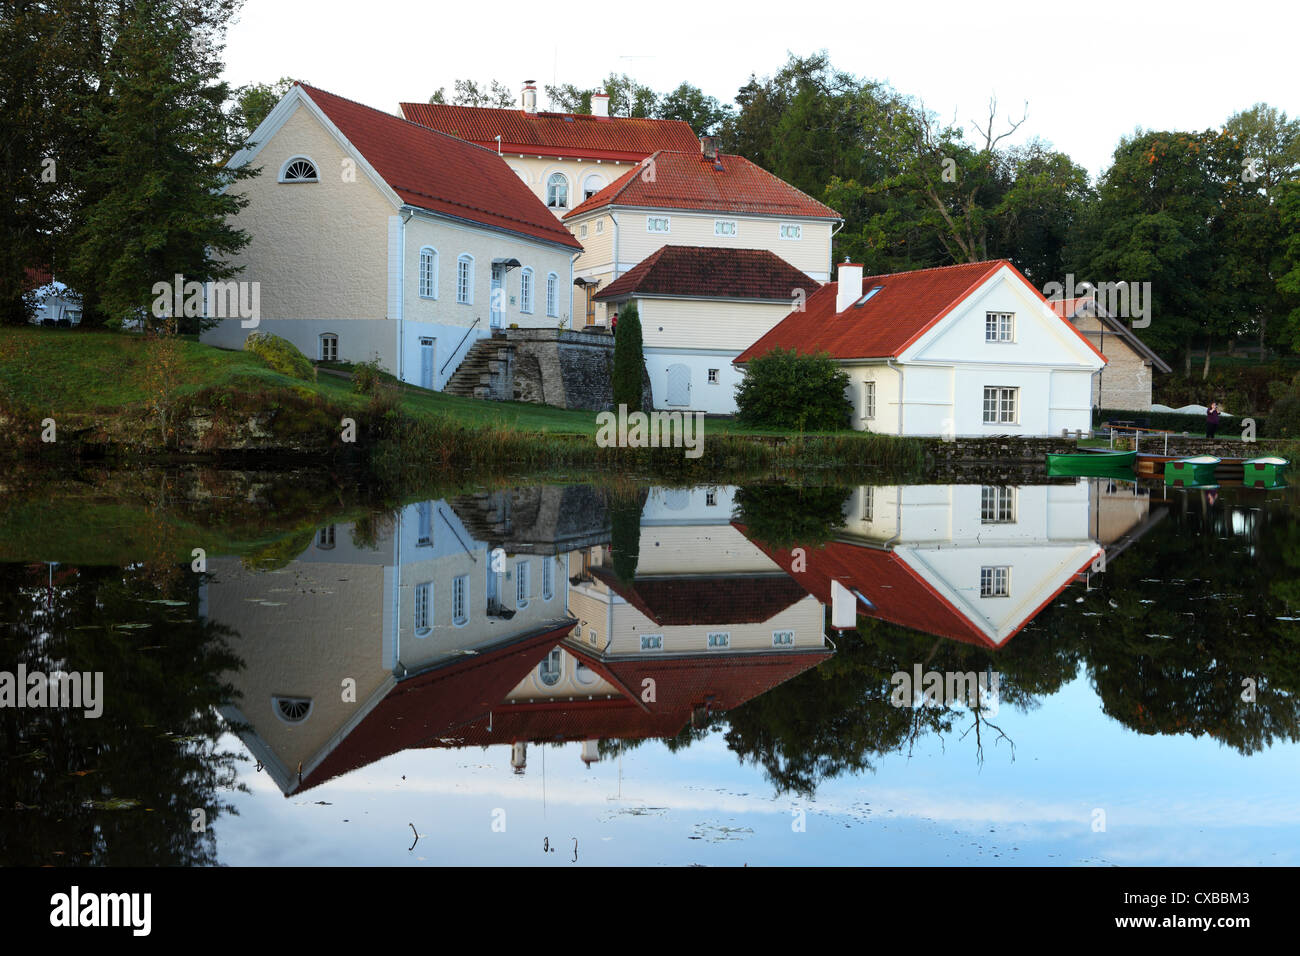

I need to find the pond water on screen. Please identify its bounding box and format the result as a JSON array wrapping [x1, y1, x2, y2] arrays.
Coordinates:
[[2, 475, 1298, 866]]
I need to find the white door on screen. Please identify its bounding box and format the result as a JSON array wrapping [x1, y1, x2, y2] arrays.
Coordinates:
[[419, 337, 435, 389], [666, 364, 691, 406], [490, 265, 504, 328]]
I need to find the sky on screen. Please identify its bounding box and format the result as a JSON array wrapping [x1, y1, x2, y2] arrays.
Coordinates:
[[219, 0, 1300, 180]]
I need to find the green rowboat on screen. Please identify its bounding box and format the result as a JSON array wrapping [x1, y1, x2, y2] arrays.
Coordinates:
[[1046, 449, 1137, 477], [1244, 456, 1289, 488], [1165, 455, 1221, 485]]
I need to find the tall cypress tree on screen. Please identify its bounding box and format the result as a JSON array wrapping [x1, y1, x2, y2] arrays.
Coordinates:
[[611, 301, 645, 412]]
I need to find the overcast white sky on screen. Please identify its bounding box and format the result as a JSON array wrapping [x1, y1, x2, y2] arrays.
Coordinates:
[[221, 0, 1299, 180]]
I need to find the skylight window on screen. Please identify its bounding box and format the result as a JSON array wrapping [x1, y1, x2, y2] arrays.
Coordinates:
[[855, 286, 883, 306]]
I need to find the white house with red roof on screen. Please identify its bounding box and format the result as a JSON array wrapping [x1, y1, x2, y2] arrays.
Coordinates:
[[736, 259, 1107, 437], [401, 82, 700, 220], [204, 83, 583, 389]]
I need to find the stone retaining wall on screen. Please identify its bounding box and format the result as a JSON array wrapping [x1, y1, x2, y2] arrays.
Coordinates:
[[502, 328, 651, 411]]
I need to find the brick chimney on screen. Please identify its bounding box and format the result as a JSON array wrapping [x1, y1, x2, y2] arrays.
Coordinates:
[[591, 93, 609, 117], [836, 260, 864, 313], [521, 80, 537, 114], [699, 134, 718, 161]]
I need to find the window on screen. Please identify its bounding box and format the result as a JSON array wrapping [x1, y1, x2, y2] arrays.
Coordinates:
[[707, 368, 719, 384], [414, 582, 432, 636], [539, 648, 562, 686], [542, 557, 553, 601], [981, 486, 1016, 524], [457, 255, 473, 304], [515, 560, 530, 608], [779, 223, 802, 240], [647, 216, 670, 233], [320, 333, 338, 362], [547, 173, 569, 209], [595, 219, 604, 234], [706, 631, 731, 649], [520, 268, 534, 313], [640, 634, 664, 651], [986, 311, 1014, 343], [416, 501, 432, 546], [982, 386, 1018, 425], [273, 696, 313, 723], [863, 381, 876, 419], [546, 273, 558, 317], [714, 220, 737, 237], [317, 525, 336, 549], [452, 575, 469, 625], [862, 487, 874, 521], [705, 491, 717, 507], [279, 156, 318, 182], [579, 224, 588, 238], [980, 566, 1010, 598], [575, 662, 598, 685], [583, 173, 605, 200], [418, 248, 438, 298], [773, 630, 795, 647]]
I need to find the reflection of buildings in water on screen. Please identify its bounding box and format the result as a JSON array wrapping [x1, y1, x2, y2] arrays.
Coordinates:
[[737, 480, 1156, 648], [207, 486, 831, 792]]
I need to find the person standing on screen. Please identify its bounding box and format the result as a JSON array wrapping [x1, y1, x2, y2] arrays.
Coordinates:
[[1206, 401, 1221, 439]]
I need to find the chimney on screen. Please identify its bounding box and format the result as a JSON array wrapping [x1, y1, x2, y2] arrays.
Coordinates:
[[835, 259, 864, 313], [521, 80, 537, 114], [580, 739, 600, 767], [510, 741, 527, 774], [830, 580, 856, 629], [590, 93, 609, 117], [699, 134, 718, 161]]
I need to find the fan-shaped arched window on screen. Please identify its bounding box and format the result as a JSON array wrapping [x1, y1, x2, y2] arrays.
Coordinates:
[[583, 173, 606, 200], [279, 156, 319, 182], [546, 173, 569, 209], [272, 696, 313, 724], [539, 648, 562, 686]]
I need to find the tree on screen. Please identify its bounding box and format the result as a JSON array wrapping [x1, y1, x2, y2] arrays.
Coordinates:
[[611, 301, 645, 413], [437, 78, 514, 109], [656, 82, 732, 133], [230, 76, 295, 145], [734, 347, 852, 431]]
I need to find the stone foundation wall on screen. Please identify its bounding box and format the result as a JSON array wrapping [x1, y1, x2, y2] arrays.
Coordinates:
[[502, 328, 651, 411]]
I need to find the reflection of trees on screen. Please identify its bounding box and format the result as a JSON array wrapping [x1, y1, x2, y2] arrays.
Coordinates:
[[732, 484, 850, 549], [0, 563, 245, 866]]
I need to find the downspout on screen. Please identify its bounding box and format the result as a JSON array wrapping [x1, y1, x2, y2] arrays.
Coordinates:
[[885, 358, 904, 435], [398, 207, 414, 383], [611, 211, 621, 280], [570, 250, 579, 330]]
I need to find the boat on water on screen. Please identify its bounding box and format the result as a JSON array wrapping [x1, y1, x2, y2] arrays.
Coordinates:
[[1244, 456, 1289, 488], [1165, 455, 1221, 485], [1045, 449, 1137, 477]]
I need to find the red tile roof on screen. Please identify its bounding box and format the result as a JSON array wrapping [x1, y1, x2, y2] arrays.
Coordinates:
[[399, 102, 700, 163], [564, 150, 840, 221], [23, 267, 53, 290], [297, 85, 580, 250], [593, 246, 815, 302], [734, 260, 1106, 363], [588, 567, 809, 625]]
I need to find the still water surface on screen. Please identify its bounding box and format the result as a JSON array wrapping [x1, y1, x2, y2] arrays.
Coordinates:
[[3, 477, 1298, 865]]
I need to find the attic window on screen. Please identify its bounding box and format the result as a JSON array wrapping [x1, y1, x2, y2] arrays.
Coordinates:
[[855, 286, 883, 306], [279, 157, 318, 182]]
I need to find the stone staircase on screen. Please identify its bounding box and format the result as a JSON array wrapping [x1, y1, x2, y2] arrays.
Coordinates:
[[442, 334, 515, 400]]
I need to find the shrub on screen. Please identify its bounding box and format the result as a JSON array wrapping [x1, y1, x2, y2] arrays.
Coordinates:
[[611, 302, 645, 413], [1270, 393, 1300, 438], [735, 348, 852, 431], [352, 356, 384, 395], [244, 332, 313, 381], [1093, 406, 1268, 437]]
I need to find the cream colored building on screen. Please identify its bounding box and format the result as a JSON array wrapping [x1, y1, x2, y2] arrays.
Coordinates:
[[1053, 295, 1171, 411], [204, 83, 582, 390]]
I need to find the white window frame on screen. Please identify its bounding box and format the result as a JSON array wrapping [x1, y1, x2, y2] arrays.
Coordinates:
[[542, 557, 553, 601], [640, 633, 664, 651], [515, 560, 530, 608], [980, 486, 1016, 524], [520, 267, 534, 314], [416, 501, 433, 546], [707, 368, 719, 384], [278, 155, 319, 183], [779, 223, 802, 240], [414, 581, 432, 637], [317, 526, 336, 549], [539, 647, 563, 686], [319, 333, 339, 362], [418, 247, 438, 299], [452, 574, 469, 626], [772, 630, 795, 647], [863, 380, 876, 420], [982, 386, 1018, 425], [647, 216, 670, 233], [706, 631, 731, 649], [595, 219, 604, 234], [547, 172, 570, 209], [714, 219, 737, 237], [980, 566, 1010, 598], [579, 223, 588, 238], [583, 173, 606, 200], [985, 311, 1015, 343], [457, 254, 474, 305], [862, 486, 874, 522], [546, 272, 558, 317]]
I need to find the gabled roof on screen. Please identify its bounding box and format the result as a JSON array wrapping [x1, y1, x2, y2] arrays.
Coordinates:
[[289, 85, 580, 250], [398, 102, 700, 163], [734, 260, 1105, 364], [588, 566, 809, 626], [1051, 295, 1172, 374], [564, 150, 840, 221], [593, 246, 815, 302]]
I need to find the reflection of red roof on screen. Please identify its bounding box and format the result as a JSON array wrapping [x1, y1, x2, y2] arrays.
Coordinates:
[[734, 260, 1106, 364], [734, 523, 1094, 649], [23, 267, 53, 290], [399, 102, 699, 163], [291, 620, 577, 793], [565, 150, 840, 221], [299, 85, 580, 250], [588, 566, 808, 626], [593, 246, 814, 302], [442, 643, 831, 745]]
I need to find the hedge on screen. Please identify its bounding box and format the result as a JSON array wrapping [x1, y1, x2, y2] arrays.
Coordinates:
[[1092, 407, 1266, 437]]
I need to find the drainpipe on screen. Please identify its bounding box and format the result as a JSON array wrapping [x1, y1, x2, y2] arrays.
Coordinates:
[[398, 207, 414, 383], [885, 358, 904, 435], [570, 250, 580, 331], [611, 211, 621, 280]]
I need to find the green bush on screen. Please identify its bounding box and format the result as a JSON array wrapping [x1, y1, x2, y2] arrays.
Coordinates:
[[243, 332, 313, 382], [735, 348, 852, 431], [352, 357, 383, 395], [1270, 394, 1300, 438], [611, 302, 644, 413], [1093, 406, 1267, 437]]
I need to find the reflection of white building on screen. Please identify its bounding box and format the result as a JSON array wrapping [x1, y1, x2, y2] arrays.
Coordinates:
[[208, 500, 576, 795], [739, 481, 1107, 648]]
